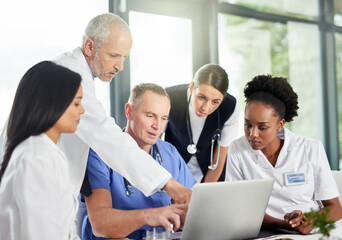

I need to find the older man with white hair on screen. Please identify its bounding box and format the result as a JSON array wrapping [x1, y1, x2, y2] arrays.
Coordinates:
[[0, 12, 191, 217]]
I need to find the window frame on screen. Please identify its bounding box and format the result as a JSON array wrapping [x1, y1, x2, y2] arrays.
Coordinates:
[[108, 0, 341, 169], [109, 0, 217, 128], [217, 0, 340, 170]]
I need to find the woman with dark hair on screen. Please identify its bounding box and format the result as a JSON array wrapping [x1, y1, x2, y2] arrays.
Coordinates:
[[0, 61, 84, 239], [165, 64, 240, 183], [226, 75, 342, 235]]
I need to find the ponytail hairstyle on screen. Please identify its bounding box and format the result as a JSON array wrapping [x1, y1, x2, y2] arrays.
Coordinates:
[[192, 64, 229, 96], [0, 61, 82, 183]]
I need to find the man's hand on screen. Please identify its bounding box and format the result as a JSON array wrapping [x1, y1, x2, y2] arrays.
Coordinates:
[[145, 204, 188, 231], [163, 178, 192, 204]]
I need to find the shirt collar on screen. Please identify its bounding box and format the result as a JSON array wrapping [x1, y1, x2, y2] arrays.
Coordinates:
[[279, 127, 297, 151], [76, 47, 94, 79], [84, 55, 94, 79]]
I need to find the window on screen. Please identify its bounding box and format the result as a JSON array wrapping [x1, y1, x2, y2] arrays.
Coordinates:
[[218, 1, 342, 169], [334, 0, 342, 26], [336, 33, 342, 169], [0, 0, 109, 132], [218, 14, 323, 140], [111, 0, 209, 127], [129, 11, 193, 89], [223, 0, 319, 20]]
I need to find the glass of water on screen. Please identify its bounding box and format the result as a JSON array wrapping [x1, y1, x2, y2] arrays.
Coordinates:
[[145, 226, 171, 240]]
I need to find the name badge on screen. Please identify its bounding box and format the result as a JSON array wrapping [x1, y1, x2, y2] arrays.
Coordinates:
[[284, 172, 307, 186]]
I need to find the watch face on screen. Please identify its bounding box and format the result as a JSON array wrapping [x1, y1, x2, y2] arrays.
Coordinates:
[[187, 144, 197, 154]]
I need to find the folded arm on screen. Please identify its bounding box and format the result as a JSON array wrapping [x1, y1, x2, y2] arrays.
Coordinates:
[[319, 198, 342, 221], [263, 211, 312, 235]]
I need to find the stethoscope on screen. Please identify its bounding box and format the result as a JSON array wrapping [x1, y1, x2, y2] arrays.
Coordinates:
[[124, 143, 163, 197], [186, 97, 221, 170]]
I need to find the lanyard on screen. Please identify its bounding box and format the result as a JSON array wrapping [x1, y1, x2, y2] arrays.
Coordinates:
[[124, 143, 163, 197], [152, 144, 162, 165]]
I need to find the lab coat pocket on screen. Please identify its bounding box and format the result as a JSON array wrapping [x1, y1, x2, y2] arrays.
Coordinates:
[[282, 174, 314, 202]]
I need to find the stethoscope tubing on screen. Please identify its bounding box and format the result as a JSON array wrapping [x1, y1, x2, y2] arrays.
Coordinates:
[[124, 144, 163, 197], [186, 97, 221, 170]]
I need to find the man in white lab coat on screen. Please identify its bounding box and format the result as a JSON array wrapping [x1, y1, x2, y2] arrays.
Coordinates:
[[0, 13, 191, 203]]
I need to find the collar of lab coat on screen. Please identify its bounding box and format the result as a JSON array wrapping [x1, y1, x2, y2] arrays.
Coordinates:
[[73, 47, 94, 79]]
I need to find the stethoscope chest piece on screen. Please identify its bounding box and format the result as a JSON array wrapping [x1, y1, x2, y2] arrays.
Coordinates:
[[187, 144, 197, 154]]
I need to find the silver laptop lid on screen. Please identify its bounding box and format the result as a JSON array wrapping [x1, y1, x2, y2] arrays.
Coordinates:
[[181, 178, 274, 240]]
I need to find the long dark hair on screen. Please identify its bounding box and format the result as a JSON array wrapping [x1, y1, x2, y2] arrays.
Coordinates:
[[192, 64, 229, 95], [0, 61, 82, 183]]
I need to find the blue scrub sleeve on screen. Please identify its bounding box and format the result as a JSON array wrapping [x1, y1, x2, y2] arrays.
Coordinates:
[[86, 148, 112, 191], [169, 143, 196, 189]]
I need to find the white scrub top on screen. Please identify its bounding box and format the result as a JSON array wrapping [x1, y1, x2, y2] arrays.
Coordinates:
[[226, 127, 339, 220], [187, 99, 240, 182], [0, 134, 79, 240]]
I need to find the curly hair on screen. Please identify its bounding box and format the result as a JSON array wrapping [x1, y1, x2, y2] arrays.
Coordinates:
[[243, 75, 298, 122]]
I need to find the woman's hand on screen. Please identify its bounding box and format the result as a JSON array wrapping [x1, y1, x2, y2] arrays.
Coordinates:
[[284, 210, 313, 235], [284, 210, 303, 228]]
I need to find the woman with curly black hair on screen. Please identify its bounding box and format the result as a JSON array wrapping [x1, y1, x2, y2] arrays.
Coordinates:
[[226, 75, 342, 235]]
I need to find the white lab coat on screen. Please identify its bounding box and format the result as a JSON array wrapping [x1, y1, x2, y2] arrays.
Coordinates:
[[0, 47, 171, 197], [0, 134, 79, 240], [54, 48, 171, 196], [52, 47, 172, 196]]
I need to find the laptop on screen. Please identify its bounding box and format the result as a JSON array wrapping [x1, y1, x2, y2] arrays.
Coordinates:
[[175, 178, 274, 240]]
